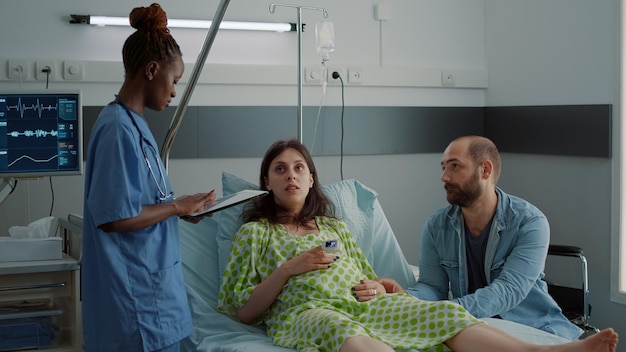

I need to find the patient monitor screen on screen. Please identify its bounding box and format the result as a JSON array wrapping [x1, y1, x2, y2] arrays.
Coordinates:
[[0, 91, 82, 178]]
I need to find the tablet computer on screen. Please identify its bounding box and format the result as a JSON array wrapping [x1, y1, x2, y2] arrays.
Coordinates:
[[183, 189, 268, 219]]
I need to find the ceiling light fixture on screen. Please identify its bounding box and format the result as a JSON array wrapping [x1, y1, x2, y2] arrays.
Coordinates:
[[69, 14, 296, 32]]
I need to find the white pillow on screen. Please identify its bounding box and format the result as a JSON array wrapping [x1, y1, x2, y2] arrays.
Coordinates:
[[216, 172, 417, 288]]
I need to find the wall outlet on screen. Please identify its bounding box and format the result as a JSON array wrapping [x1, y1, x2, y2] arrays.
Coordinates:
[[36, 60, 56, 81], [348, 67, 363, 84], [441, 70, 455, 87], [8, 60, 28, 80], [304, 66, 322, 84], [328, 67, 346, 85], [64, 61, 84, 80]]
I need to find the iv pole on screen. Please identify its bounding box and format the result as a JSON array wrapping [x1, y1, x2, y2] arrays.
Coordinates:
[[269, 3, 328, 142], [160, 0, 232, 169]]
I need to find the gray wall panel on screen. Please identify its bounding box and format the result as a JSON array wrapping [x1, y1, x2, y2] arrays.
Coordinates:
[[180, 106, 483, 157], [165, 108, 199, 159], [83, 106, 484, 158], [484, 105, 611, 157], [340, 107, 483, 155], [82, 104, 611, 159], [196, 106, 298, 158]]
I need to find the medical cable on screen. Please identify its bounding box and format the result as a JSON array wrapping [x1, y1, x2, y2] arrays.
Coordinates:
[[378, 20, 384, 67], [48, 177, 55, 216], [331, 71, 345, 181], [42, 67, 51, 90], [7, 179, 17, 196]]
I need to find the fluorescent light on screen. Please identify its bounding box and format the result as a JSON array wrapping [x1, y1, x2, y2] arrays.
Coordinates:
[[70, 15, 295, 32]]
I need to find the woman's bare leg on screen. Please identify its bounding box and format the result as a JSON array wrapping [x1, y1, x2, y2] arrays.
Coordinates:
[[445, 323, 618, 352], [340, 336, 394, 352]]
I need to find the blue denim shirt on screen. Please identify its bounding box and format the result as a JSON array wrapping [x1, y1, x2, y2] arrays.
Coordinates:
[[407, 188, 582, 340]]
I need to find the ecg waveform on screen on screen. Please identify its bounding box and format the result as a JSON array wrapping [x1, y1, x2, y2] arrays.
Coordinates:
[[6, 97, 58, 118], [7, 129, 58, 138], [8, 154, 58, 168]]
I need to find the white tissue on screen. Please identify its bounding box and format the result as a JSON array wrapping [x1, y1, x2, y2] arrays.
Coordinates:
[[8, 216, 57, 239]]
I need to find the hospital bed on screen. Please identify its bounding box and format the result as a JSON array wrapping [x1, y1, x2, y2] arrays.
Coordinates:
[[178, 172, 571, 352]]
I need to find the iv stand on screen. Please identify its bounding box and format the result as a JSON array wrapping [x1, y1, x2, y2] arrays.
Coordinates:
[[160, 0, 231, 169], [269, 3, 328, 142]]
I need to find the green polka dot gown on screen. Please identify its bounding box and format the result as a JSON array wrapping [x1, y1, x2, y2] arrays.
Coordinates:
[[217, 217, 480, 352]]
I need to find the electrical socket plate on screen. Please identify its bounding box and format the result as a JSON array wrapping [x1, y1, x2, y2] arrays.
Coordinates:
[[64, 61, 84, 80], [304, 66, 322, 84], [441, 70, 455, 87], [327, 67, 346, 85], [8, 60, 28, 80], [36, 60, 55, 81], [348, 67, 363, 84]]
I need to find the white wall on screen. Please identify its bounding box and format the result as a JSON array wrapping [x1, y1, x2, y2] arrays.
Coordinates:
[[485, 0, 624, 346]]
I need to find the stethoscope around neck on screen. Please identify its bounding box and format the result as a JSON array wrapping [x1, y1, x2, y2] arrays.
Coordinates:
[[114, 94, 173, 202]]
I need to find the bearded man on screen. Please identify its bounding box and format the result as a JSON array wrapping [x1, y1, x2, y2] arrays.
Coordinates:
[[381, 135, 583, 341]]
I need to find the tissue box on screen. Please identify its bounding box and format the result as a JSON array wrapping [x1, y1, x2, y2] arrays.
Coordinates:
[[0, 237, 63, 262]]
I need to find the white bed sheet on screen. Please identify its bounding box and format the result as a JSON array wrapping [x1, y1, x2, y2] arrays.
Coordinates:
[[178, 175, 570, 352]]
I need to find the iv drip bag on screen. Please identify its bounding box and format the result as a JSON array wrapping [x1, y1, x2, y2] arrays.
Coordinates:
[[315, 21, 335, 59]]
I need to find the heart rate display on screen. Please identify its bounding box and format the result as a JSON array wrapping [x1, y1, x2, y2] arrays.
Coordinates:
[[0, 91, 82, 178], [5, 96, 59, 119]]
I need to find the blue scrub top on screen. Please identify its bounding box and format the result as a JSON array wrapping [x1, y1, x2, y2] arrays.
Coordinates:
[[82, 104, 193, 351]]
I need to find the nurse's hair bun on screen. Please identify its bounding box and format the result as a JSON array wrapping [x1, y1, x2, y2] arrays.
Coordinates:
[[122, 2, 180, 75], [129, 3, 169, 34]]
